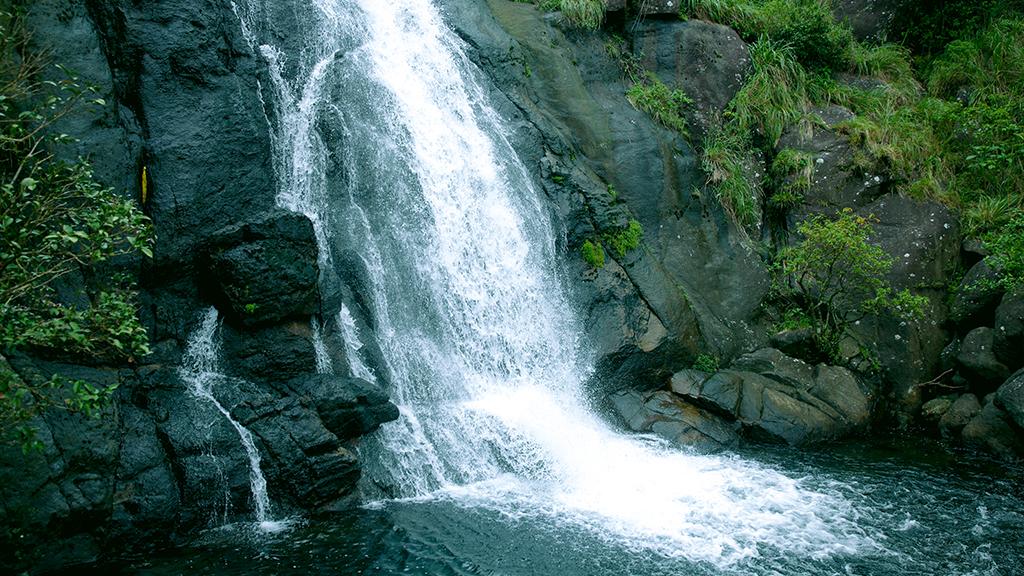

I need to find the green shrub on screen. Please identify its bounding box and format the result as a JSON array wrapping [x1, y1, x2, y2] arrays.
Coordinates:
[[892, 0, 1023, 57], [542, 0, 605, 29], [684, 0, 854, 71], [692, 353, 720, 373], [701, 121, 759, 227], [775, 210, 927, 361], [769, 148, 813, 207], [0, 10, 153, 449], [626, 72, 692, 135], [729, 38, 809, 146], [756, 0, 854, 71], [604, 219, 643, 257], [581, 239, 606, 268], [983, 214, 1024, 289]]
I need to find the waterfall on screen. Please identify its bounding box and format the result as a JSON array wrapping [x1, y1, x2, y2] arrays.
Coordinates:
[[337, 304, 376, 382], [232, 0, 880, 566], [179, 307, 273, 526]]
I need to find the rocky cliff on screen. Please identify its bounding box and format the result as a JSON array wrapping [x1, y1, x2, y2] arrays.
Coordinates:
[[3, 0, 1023, 572], [1, 1, 397, 571], [436, 0, 1023, 458]]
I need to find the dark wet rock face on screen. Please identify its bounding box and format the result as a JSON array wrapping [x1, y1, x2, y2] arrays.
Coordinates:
[[996, 370, 1024, 431], [993, 289, 1024, 372], [778, 105, 888, 217], [950, 260, 1005, 330], [448, 0, 773, 387], [962, 399, 1023, 462], [0, 1, 398, 571], [938, 394, 982, 439], [851, 195, 959, 401], [202, 210, 321, 327], [957, 327, 1011, 391]]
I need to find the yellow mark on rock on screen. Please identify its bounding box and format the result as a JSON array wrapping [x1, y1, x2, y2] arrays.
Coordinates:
[[141, 166, 149, 205]]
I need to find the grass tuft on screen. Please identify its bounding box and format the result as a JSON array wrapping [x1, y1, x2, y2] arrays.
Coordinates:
[[626, 72, 693, 135], [702, 121, 760, 227], [729, 38, 809, 146]]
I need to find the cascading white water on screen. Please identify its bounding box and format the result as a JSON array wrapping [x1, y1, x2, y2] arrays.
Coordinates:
[[337, 304, 376, 382], [233, 0, 882, 566], [179, 307, 272, 526]]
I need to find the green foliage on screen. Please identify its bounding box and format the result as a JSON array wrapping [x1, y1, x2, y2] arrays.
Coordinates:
[[607, 183, 618, 200], [963, 194, 1023, 238], [729, 38, 809, 146], [701, 120, 759, 227], [769, 147, 813, 207], [775, 210, 927, 361], [683, 0, 854, 71], [603, 219, 643, 258], [244, 302, 260, 314], [983, 214, 1024, 289], [692, 353, 720, 373], [626, 72, 692, 135], [892, 0, 1024, 58], [540, 0, 605, 29], [581, 239, 606, 269], [754, 0, 854, 71], [686, 1, 1024, 316], [777, 306, 813, 331], [0, 10, 152, 449]]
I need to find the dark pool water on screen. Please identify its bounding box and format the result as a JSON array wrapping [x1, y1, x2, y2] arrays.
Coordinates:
[[64, 438, 1023, 576]]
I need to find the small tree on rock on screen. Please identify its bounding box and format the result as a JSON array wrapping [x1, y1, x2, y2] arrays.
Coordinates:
[[774, 209, 927, 363]]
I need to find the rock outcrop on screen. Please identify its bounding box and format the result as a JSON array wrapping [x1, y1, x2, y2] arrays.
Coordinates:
[[0, 1, 399, 571], [201, 210, 321, 327], [611, 348, 874, 448], [611, 389, 740, 451]]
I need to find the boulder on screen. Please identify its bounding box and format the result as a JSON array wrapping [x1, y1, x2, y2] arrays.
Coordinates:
[[995, 369, 1024, 430], [202, 210, 320, 327], [938, 393, 982, 438], [610, 389, 740, 451], [672, 348, 873, 445], [832, 0, 908, 42], [993, 289, 1024, 371], [851, 195, 960, 401], [939, 338, 960, 373], [285, 374, 400, 440], [950, 259, 1004, 329], [920, 396, 955, 423], [961, 238, 989, 267], [633, 19, 751, 137], [769, 328, 818, 362], [778, 105, 888, 216], [957, 327, 1011, 390], [962, 400, 1023, 461]]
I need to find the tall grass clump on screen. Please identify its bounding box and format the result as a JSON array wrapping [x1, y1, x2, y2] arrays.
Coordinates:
[[626, 72, 692, 135], [543, 0, 605, 29], [729, 38, 809, 146], [701, 121, 759, 227]]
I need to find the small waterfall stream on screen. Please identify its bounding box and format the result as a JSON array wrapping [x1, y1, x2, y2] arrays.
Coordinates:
[[229, 0, 885, 568], [179, 307, 273, 526]]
